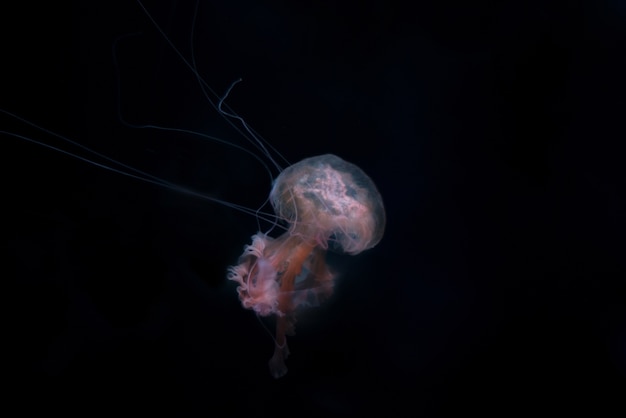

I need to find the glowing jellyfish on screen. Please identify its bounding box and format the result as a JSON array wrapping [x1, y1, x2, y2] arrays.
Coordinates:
[[228, 154, 385, 378], [2, 1, 386, 380]]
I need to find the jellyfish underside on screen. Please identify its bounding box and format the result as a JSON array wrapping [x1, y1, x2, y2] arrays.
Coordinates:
[[227, 154, 385, 378]]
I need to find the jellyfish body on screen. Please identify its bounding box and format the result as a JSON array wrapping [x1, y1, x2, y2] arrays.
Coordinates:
[[227, 154, 385, 378]]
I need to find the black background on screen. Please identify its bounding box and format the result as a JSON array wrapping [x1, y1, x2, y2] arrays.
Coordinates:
[[3, 0, 625, 416]]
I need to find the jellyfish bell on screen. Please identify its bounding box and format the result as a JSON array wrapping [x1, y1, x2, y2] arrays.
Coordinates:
[[271, 154, 386, 254], [228, 153, 385, 378]]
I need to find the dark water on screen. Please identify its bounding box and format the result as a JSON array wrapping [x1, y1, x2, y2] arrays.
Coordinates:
[[3, 1, 625, 416]]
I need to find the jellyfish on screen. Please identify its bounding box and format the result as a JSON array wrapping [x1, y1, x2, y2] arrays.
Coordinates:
[[227, 154, 385, 378], [2, 1, 386, 380]]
